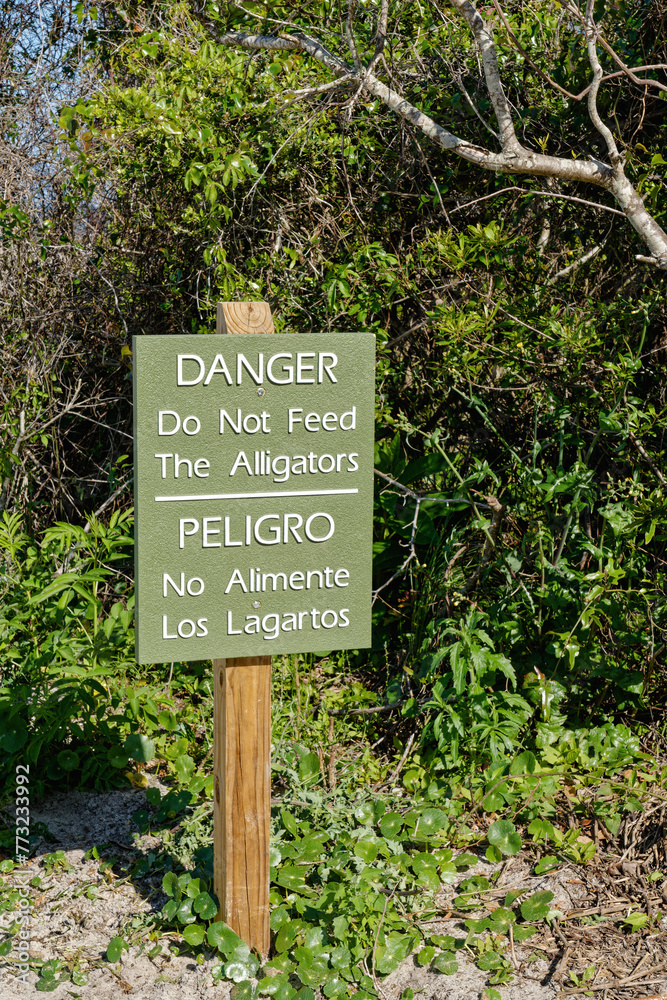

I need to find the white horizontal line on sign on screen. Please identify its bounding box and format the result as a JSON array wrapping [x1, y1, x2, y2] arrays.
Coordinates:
[[154, 488, 360, 502]]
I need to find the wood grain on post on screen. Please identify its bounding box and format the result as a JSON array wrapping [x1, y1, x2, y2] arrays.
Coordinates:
[[213, 301, 273, 960]]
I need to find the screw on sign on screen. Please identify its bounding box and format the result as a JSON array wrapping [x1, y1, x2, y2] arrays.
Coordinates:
[[132, 301, 376, 957]]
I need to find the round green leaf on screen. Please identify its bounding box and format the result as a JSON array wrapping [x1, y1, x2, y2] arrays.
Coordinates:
[[123, 733, 155, 763], [513, 925, 537, 942], [274, 985, 297, 1000], [193, 891, 218, 919], [0, 722, 28, 753], [158, 710, 178, 730], [374, 933, 411, 975], [270, 845, 282, 866], [488, 907, 515, 932], [534, 855, 560, 874], [417, 808, 448, 836], [354, 802, 374, 825], [207, 921, 243, 956], [183, 923, 205, 946], [486, 844, 503, 863], [509, 751, 537, 775], [354, 840, 378, 863], [520, 890, 554, 922], [231, 983, 255, 1000], [487, 820, 521, 856], [432, 952, 458, 975], [225, 961, 252, 982], [417, 945, 435, 966], [108, 748, 129, 769], [106, 936, 127, 962], [293, 945, 314, 969], [176, 898, 196, 924], [379, 812, 403, 839], [476, 952, 505, 971], [57, 749, 80, 772], [185, 877, 207, 898], [161, 899, 178, 920]]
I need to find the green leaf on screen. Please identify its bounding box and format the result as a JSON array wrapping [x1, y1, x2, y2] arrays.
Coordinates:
[[354, 840, 378, 863], [174, 753, 195, 785], [432, 952, 458, 974], [486, 844, 502, 863], [534, 855, 560, 874], [0, 722, 28, 752], [106, 936, 127, 962], [487, 820, 521, 856], [162, 899, 179, 920], [226, 961, 253, 982], [488, 907, 515, 932], [185, 877, 207, 898], [417, 808, 448, 836], [193, 891, 218, 919], [123, 733, 155, 763], [36, 979, 61, 993], [476, 952, 505, 971], [520, 890, 554, 921], [417, 945, 435, 966], [259, 974, 290, 995], [374, 932, 412, 975], [509, 751, 536, 775], [323, 976, 347, 997], [298, 752, 321, 785], [454, 853, 478, 868], [281, 811, 298, 836], [354, 802, 374, 824], [183, 923, 205, 946], [207, 921, 243, 957], [379, 811, 403, 838], [273, 985, 297, 1000], [176, 898, 197, 924], [231, 984, 255, 1000], [162, 872, 180, 899], [57, 749, 80, 772], [276, 866, 316, 895], [512, 925, 537, 942]]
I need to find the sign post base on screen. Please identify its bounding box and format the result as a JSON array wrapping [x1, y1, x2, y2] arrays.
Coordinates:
[[213, 655, 271, 959]]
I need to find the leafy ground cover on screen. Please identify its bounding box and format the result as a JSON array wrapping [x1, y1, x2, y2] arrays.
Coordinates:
[[2, 583, 667, 997]]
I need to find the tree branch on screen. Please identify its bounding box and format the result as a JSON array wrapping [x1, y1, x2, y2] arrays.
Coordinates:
[[584, 0, 622, 168], [367, 0, 389, 74], [206, 8, 667, 268], [449, 0, 520, 152]]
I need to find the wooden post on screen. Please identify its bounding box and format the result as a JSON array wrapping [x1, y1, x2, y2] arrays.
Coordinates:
[[213, 301, 274, 960]]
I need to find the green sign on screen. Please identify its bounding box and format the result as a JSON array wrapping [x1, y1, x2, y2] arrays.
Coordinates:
[[133, 334, 375, 663]]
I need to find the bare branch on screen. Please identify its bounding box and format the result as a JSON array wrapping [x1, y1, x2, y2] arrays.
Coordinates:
[[547, 242, 605, 284], [584, 0, 622, 168], [596, 42, 667, 95], [448, 185, 625, 217], [345, 0, 361, 68], [449, 0, 520, 151], [367, 0, 389, 75]]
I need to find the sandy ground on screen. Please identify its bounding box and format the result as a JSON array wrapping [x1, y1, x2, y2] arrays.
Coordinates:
[[0, 785, 642, 1000]]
